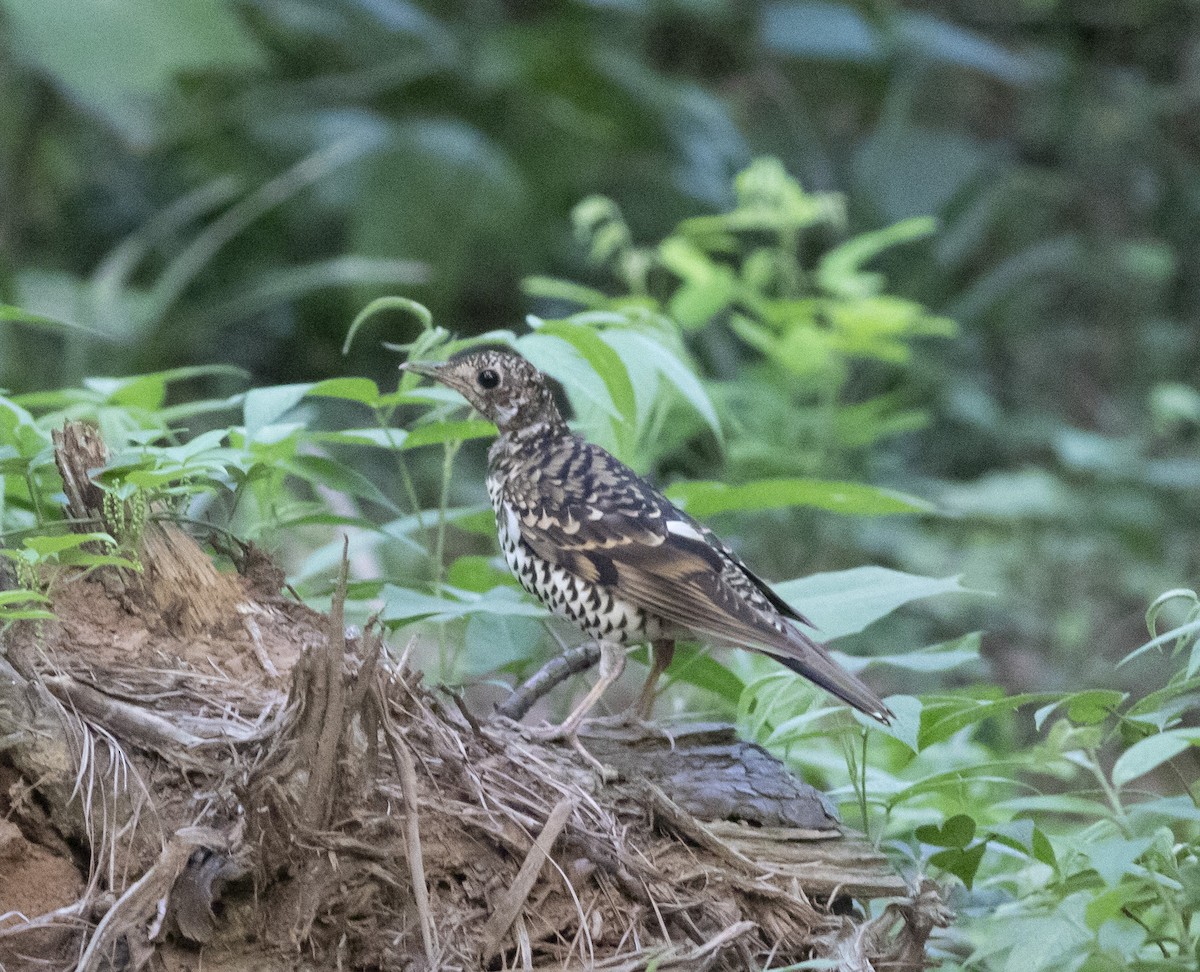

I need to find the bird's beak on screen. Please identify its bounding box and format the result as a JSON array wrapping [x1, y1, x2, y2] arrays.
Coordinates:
[[399, 359, 446, 379]]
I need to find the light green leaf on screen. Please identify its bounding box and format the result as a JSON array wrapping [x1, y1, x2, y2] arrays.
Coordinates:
[[535, 319, 638, 433], [774, 567, 974, 641], [401, 420, 497, 450], [1083, 837, 1154, 887], [23, 532, 115, 556], [307, 378, 382, 405], [1111, 728, 1200, 788], [243, 384, 314, 442], [667, 477, 930, 518]]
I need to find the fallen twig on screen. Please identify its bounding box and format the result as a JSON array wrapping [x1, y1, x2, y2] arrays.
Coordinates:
[[481, 796, 577, 959], [496, 642, 602, 721]]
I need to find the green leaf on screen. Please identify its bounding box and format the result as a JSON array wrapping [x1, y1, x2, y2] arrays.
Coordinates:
[[817, 217, 938, 299], [855, 694, 921, 751], [1033, 689, 1127, 730], [916, 813, 976, 848], [22, 532, 115, 556], [774, 567, 974, 641], [306, 378, 382, 405], [1111, 728, 1200, 788], [919, 691, 1059, 747], [535, 318, 638, 432], [840, 633, 981, 675], [401, 420, 497, 450], [1083, 837, 1154, 888], [280, 456, 401, 513], [659, 643, 745, 705], [243, 384, 314, 442], [665, 478, 931, 518], [929, 842, 986, 889], [604, 330, 723, 441], [461, 614, 545, 677]]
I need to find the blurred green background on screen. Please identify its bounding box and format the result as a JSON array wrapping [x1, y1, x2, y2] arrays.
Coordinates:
[[3, 0, 1196, 696]]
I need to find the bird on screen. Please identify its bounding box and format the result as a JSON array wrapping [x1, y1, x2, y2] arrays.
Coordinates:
[[402, 347, 892, 743]]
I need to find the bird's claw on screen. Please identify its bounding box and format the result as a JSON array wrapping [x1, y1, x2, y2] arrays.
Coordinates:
[[519, 722, 620, 783]]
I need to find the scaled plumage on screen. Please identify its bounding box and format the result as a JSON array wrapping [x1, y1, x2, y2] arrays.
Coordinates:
[[403, 347, 892, 725]]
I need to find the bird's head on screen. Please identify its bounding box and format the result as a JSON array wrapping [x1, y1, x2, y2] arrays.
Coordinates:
[[402, 347, 565, 433]]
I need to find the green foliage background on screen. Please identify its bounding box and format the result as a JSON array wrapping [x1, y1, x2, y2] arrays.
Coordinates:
[[2, 1, 1200, 969]]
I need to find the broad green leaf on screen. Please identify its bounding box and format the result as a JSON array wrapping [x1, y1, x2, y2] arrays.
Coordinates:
[[402, 420, 497, 450], [1083, 837, 1154, 888], [605, 330, 722, 440], [774, 567, 974, 641], [461, 614, 545, 677], [1111, 728, 1200, 788], [666, 478, 931, 518], [306, 378, 381, 405], [654, 643, 745, 705], [1033, 689, 1127, 730]]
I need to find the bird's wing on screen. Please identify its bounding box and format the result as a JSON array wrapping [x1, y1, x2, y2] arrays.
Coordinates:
[[503, 440, 891, 722]]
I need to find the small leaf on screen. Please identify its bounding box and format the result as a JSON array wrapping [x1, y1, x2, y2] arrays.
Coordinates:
[[916, 813, 976, 848], [929, 842, 986, 889], [243, 384, 313, 442]]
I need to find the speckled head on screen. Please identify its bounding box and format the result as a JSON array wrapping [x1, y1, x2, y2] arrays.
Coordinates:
[[402, 347, 565, 433]]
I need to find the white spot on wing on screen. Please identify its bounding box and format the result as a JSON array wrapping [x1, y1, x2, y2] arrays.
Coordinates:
[[666, 519, 706, 542]]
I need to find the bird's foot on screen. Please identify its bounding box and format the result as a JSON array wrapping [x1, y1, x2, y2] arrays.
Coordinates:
[[519, 722, 619, 783], [575, 711, 678, 749]]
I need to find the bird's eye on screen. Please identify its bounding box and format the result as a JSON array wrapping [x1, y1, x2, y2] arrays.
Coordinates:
[[477, 368, 500, 390]]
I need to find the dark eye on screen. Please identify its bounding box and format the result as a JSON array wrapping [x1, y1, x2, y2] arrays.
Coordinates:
[[477, 368, 500, 390]]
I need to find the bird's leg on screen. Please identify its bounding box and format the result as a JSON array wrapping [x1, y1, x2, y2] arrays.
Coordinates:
[[526, 640, 626, 741], [632, 638, 676, 721]]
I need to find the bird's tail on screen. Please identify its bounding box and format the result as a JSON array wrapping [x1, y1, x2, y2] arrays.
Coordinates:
[[770, 630, 893, 724]]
